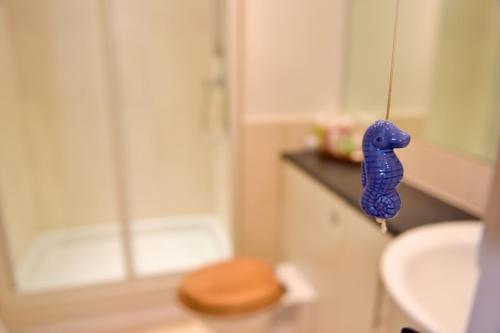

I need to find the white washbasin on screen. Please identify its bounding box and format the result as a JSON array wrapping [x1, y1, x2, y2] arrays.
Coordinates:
[[381, 221, 483, 333]]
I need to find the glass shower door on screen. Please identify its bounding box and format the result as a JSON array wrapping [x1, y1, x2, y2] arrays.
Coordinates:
[[0, 0, 127, 292], [0, 0, 231, 292], [107, 0, 232, 277], [0, 0, 232, 293]]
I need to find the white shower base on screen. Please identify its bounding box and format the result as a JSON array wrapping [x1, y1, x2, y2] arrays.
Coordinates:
[[16, 215, 231, 292]]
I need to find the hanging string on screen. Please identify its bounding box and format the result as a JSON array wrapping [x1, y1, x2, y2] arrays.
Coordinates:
[[385, 0, 401, 121], [378, 0, 401, 234], [376, 218, 388, 234]]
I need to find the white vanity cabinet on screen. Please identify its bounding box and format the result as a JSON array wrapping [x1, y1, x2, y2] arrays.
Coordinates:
[[280, 163, 391, 333]]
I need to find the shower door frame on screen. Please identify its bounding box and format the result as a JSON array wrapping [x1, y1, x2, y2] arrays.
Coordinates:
[[0, 0, 245, 331]]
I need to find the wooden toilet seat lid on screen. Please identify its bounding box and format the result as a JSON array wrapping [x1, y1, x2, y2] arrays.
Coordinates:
[[178, 257, 284, 316]]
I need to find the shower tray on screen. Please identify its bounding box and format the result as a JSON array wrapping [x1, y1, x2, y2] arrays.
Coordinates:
[[15, 215, 231, 292]]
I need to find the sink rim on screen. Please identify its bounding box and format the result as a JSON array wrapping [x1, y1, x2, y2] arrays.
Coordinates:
[[381, 221, 482, 333]]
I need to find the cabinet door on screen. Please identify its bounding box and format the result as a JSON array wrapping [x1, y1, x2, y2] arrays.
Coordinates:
[[281, 163, 390, 333]]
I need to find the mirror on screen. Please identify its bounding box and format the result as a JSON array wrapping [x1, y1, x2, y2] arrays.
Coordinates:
[[341, 0, 500, 161]]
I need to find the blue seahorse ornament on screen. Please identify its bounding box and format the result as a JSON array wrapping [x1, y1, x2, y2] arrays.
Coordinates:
[[360, 120, 410, 220]]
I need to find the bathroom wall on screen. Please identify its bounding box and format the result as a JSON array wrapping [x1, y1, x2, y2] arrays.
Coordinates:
[[0, 2, 39, 263], [245, 0, 346, 116], [238, 0, 348, 258], [0, 319, 6, 333], [240, 115, 314, 258]]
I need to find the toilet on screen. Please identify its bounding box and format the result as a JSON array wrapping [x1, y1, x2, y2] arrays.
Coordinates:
[[178, 257, 315, 333]]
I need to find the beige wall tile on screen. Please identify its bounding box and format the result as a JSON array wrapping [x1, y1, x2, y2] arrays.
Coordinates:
[[239, 116, 313, 259], [1, 0, 120, 236], [0, 2, 47, 262]]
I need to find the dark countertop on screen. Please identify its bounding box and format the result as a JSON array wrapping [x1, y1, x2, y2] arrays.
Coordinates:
[[283, 151, 479, 235]]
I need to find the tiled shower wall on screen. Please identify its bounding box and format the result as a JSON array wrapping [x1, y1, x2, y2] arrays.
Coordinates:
[[0, 0, 221, 262]]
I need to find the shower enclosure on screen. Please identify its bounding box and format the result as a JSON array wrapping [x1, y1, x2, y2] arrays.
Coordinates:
[[0, 0, 235, 329]]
